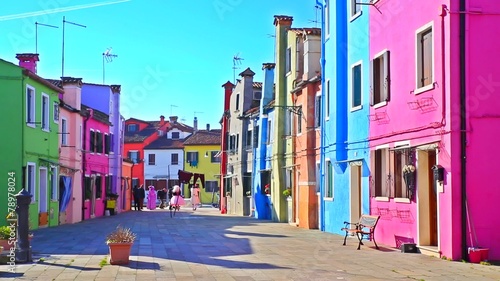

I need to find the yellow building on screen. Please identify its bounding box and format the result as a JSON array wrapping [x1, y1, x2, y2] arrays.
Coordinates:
[[183, 127, 221, 205]]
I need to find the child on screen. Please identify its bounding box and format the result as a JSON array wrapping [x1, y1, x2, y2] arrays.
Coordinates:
[[169, 185, 185, 210]]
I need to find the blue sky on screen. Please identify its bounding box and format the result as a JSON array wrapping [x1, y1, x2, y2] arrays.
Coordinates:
[[0, 0, 318, 128]]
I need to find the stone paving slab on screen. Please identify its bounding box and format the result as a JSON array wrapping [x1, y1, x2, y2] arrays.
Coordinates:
[[0, 207, 499, 280]]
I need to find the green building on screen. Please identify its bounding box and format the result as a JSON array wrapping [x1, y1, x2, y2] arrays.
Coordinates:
[[0, 54, 62, 229]]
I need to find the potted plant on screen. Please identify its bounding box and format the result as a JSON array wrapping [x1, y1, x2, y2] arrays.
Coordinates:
[[402, 164, 416, 198], [106, 225, 136, 265], [245, 191, 251, 196], [0, 226, 12, 250], [264, 184, 270, 195], [283, 188, 292, 198]]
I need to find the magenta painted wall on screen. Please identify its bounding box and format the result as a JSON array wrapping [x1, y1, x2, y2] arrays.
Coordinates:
[[369, 0, 500, 260], [83, 115, 109, 220]]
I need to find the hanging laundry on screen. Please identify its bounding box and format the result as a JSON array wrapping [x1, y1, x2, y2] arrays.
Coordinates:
[[178, 170, 193, 183]]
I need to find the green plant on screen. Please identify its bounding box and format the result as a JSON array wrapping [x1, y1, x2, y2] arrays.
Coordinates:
[[106, 225, 136, 244], [480, 261, 491, 266], [283, 188, 291, 197], [99, 256, 109, 267], [0, 226, 11, 240], [245, 191, 251, 196]]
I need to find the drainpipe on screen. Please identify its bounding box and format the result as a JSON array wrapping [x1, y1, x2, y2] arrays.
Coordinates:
[[459, 0, 468, 261], [316, 0, 326, 231], [81, 111, 91, 221]]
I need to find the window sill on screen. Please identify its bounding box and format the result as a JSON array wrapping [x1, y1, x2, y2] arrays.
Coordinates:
[[350, 105, 363, 112], [375, 196, 389, 202], [350, 11, 362, 22], [373, 101, 387, 109], [394, 198, 411, 203], [414, 83, 435, 95], [323, 197, 333, 201], [42, 128, 50, 133], [26, 124, 36, 129]]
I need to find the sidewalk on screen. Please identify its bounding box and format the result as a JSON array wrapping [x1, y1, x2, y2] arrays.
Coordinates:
[[1, 207, 499, 280]]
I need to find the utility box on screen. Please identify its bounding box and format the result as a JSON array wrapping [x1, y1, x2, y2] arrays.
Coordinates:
[[401, 243, 418, 253]]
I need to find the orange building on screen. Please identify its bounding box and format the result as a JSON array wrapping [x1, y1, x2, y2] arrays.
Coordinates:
[[121, 159, 134, 211]]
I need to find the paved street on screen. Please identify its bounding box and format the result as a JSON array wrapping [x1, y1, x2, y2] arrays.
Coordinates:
[[0, 206, 499, 281]]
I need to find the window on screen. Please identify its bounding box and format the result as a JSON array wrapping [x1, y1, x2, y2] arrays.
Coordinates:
[[373, 148, 390, 197], [326, 80, 330, 118], [260, 170, 271, 195], [96, 132, 103, 154], [89, 130, 95, 152], [370, 51, 390, 106], [109, 133, 114, 153], [127, 124, 138, 132], [61, 118, 68, 145], [50, 167, 58, 200], [84, 176, 91, 200], [131, 178, 139, 189], [171, 153, 179, 165], [246, 130, 252, 148], [205, 181, 218, 192], [210, 151, 221, 163], [394, 148, 415, 199], [296, 106, 303, 134], [27, 163, 36, 202], [325, 160, 333, 198], [286, 47, 291, 73], [41, 93, 49, 131], [351, 62, 362, 109], [315, 94, 322, 128], [285, 109, 292, 136], [79, 125, 82, 149], [350, 0, 361, 18], [104, 134, 110, 154], [128, 151, 139, 163], [186, 152, 198, 164], [171, 132, 180, 139], [148, 154, 156, 165], [95, 175, 102, 199], [53, 102, 59, 123], [416, 24, 433, 90], [26, 85, 35, 127], [266, 120, 272, 144], [253, 91, 262, 100], [253, 126, 259, 148], [236, 133, 239, 151], [235, 93, 240, 111], [105, 175, 112, 196]]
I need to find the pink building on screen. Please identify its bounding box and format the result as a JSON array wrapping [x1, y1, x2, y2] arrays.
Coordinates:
[[53, 77, 84, 224], [368, 0, 500, 261], [82, 104, 111, 220]]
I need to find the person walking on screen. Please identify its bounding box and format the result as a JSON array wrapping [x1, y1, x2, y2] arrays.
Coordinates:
[[158, 188, 167, 209], [138, 184, 146, 210], [191, 184, 201, 210], [169, 185, 185, 210], [132, 185, 140, 211], [147, 186, 157, 210]]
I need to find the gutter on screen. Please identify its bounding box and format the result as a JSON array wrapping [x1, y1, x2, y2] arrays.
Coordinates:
[[316, 0, 326, 231], [459, 0, 468, 261], [81, 110, 91, 221]]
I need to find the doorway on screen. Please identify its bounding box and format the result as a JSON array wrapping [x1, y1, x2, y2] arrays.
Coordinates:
[[350, 163, 362, 223], [39, 168, 48, 226], [417, 149, 438, 247]]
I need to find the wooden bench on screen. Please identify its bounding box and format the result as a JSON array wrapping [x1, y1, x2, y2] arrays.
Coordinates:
[[341, 215, 380, 250]]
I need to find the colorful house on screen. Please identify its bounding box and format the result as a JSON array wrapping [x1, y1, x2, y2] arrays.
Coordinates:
[[224, 68, 262, 216], [252, 63, 275, 220], [0, 54, 62, 229], [182, 127, 222, 205], [121, 158, 134, 211], [289, 27, 322, 229], [81, 83, 123, 211], [53, 77, 84, 224], [81, 105, 111, 219]]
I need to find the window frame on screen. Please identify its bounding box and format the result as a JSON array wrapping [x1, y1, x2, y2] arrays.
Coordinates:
[[373, 147, 390, 199], [210, 151, 221, 163], [171, 153, 179, 165], [325, 0, 330, 38], [351, 61, 363, 111], [171, 131, 180, 139], [315, 92, 322, 128], [26, 85, 36, 128], [89, 129, 95, 153], [128, 150, 139, 164], [286, 47, 292, 74], [350, 0, 362, 21], [297, 105, 302, 135], [415, 22, 435, 94], [325, 80, 330, 120], [325, 159, 334, 199], [41, 93, 50, 132], [370, 50, 390, 108], [50, 167, 58, 201], [27, 162, 36, 203], [148, 153, 156, 165], [127, 124, 138, 132], [61, 118, 68, 146], [53, 101, 59, 124]]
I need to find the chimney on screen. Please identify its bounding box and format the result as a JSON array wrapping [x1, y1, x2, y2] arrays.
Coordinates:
[[160, 115, 165, 126], [193, 117, 198, 131], [16, 53, 39, 73], [61, 77, 83, 110], [169, 116, 178, 123], [206, 123, 210, 131], [274, 15, 293, 108]]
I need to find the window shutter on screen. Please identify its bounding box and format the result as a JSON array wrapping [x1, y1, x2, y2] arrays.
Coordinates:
[[127, 151, 131, 160], [389, 150, 395, 198], [90, 131, 95, 152], [422, 30, 433, 87], [369, 150, 375, 197], [369, 59, 374, 106], [383, 51, 391, 102]]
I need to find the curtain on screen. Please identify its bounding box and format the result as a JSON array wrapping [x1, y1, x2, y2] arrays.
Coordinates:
[[59, 176, 72, 212]]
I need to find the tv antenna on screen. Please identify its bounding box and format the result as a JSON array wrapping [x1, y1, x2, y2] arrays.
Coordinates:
[[170, 104, 178, 115], [62, 16, 86, 77], [35, 22, 58, 54], [233, 53, 244, 84], [102, 47, 118, 84], [309, 5, 321, 27], [194, 111, 204, 118]]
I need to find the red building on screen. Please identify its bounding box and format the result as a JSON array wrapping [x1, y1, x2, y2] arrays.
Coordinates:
[[219, 81, 235, 213]]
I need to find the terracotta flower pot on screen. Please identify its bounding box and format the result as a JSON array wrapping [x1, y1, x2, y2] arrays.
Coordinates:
[[108, 242, 133, 265]]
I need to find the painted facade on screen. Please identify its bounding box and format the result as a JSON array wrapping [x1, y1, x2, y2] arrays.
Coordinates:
[[225, 68, 262, 216], [252, 63, 275, 220], [183, 128, 222, 204], [56, 77, 84, 224], [0, 54, 62, 229], [81, 105, 110, 220], [121, 159, 133, 211], [289, 28, 321, 229]]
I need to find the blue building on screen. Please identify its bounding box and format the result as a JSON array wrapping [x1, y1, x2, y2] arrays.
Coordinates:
[[252, 63, 275, 220]]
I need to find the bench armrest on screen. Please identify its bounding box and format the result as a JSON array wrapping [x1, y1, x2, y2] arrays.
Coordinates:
[[343, 221, 359, 228]]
